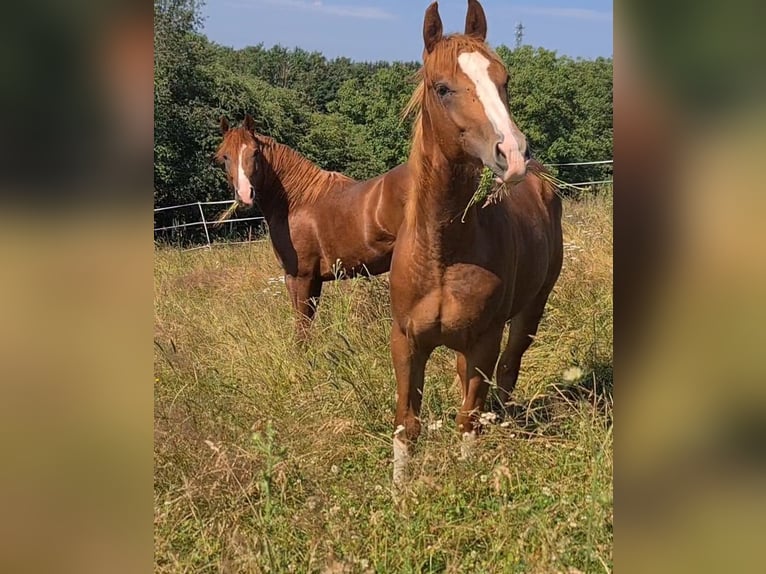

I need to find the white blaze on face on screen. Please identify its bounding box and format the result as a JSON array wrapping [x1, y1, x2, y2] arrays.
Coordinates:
[[457, 51, 526, 182], [236, 144, 252, 204]]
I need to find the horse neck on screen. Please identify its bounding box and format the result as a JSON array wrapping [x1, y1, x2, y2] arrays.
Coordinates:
[[406, 114, 482, 237], [260, 142, 329, 211]]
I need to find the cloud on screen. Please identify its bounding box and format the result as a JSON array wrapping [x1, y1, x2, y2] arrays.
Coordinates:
[[516, 6, 612, 22], [261, 0, 396, 20]]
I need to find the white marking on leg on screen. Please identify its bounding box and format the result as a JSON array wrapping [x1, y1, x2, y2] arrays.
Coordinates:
[[393, 435, 410, 486], [459, 430, 477, 461]]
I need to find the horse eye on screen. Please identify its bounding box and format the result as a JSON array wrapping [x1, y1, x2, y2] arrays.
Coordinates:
[[435, 83, 451, 98], [223, 154, 229, 161]]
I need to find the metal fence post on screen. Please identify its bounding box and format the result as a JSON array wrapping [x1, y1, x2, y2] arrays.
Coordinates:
[[198, 202, 212, 248]]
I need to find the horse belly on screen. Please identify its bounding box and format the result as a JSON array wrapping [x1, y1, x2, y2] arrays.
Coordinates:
[[506, 238, 555, 317]]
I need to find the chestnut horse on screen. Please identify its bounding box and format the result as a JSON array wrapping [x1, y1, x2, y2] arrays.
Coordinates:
[[215, 116, 411, 338], [390, 0, 563, 485]]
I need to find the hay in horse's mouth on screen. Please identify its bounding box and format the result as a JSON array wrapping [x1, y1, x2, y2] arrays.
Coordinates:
[[526, 163, 594, 196], [468, 162, 585, 214], [213, 201, 240, 228]]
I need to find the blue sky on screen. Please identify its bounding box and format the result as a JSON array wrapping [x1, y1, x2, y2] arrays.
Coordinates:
[[202, 0, 613, 62]]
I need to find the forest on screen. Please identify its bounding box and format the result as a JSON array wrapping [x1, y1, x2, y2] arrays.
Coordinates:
[[154, 0, 612, 234]]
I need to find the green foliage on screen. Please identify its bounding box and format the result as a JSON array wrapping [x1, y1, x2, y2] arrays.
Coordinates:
[[154, 1, 612, 224], [299, 113, 374, 179], [154, 0, 222, 208], [498, 46, 613, 183], [331, 63, 420, 171]]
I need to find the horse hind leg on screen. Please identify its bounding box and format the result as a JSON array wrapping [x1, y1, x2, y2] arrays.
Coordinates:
[[494, 294, 550, 412], [455, 328, 504, 458]]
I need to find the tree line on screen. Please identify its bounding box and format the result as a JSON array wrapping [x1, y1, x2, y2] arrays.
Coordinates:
[[154, 0, 612, 238]]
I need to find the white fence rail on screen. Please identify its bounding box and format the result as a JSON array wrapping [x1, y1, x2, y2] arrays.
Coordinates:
[[154, 200, 266, 250], [154, 160, 612, 250], [546, 160, 612, 167]]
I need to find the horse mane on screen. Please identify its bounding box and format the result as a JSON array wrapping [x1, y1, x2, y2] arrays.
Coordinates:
[[254, 136, 353, 207], [217, 126, 353, 208]]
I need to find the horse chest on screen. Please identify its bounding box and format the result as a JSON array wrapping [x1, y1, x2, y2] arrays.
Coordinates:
[[405, 265, 503, 341]]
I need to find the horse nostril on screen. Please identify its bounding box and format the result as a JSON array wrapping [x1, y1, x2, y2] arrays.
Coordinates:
[[249, 186, 254, 200], [494, 143, 508, 169], [524, 145, 531, 161]]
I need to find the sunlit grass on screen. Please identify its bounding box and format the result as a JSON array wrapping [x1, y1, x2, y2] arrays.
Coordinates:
[[154, 193, 613, 573]]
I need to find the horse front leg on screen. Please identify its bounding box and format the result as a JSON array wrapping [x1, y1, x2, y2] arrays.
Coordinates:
[[285, 275, 321, 342], [493, 291, 550, 413], [391, 325, 431, 488]]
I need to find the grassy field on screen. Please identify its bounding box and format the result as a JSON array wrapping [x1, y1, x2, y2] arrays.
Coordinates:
[[154, 192, 613, 573]]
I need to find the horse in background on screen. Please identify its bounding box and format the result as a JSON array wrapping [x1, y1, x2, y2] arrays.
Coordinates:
[[215, 115, 411, 339], [389, 0, 563, 486]]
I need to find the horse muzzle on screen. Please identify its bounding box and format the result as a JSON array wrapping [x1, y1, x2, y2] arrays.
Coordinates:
[[490, 135, 529, 184]]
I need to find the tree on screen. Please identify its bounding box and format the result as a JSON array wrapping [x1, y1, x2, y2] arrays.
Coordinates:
[[154, 0, 216, 208], [332, 62, 419, 174], [498, 45, 613, 184]]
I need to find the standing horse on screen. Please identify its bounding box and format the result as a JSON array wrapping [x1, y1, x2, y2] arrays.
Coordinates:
[[215, 116, 411, 338], [390, 0, 563, 485]]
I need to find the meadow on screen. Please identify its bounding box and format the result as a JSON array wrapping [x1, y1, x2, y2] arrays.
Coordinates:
[[154, 192, 613, 573]]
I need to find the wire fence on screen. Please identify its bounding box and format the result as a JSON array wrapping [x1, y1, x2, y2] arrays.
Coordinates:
[[153, 199, 267, 250], [154, 160, 612, 250]]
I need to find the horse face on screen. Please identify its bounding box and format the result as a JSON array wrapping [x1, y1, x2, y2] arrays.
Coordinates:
[[215, 115, 259, 206], [421, 0, 529, 183]]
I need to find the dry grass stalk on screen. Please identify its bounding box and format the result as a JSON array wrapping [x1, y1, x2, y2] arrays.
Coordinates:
[[213, 201, 240, 228]]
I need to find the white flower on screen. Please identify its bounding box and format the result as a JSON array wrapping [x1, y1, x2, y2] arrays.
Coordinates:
[[480, 411, 498, 424], [500, 421, 512, 428], [331, 465, 339, 474], [562, 366, 584, 382], [427, 420, 443, 431]]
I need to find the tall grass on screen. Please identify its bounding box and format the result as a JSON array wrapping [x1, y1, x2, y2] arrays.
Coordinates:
[[154, 193, 613, 573]]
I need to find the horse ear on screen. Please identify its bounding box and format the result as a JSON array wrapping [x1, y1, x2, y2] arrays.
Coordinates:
[[220, 116, 230, 135], [464, 0, 487, 41], [244, 114, 256, 133], [423, 2, 443, 54]]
